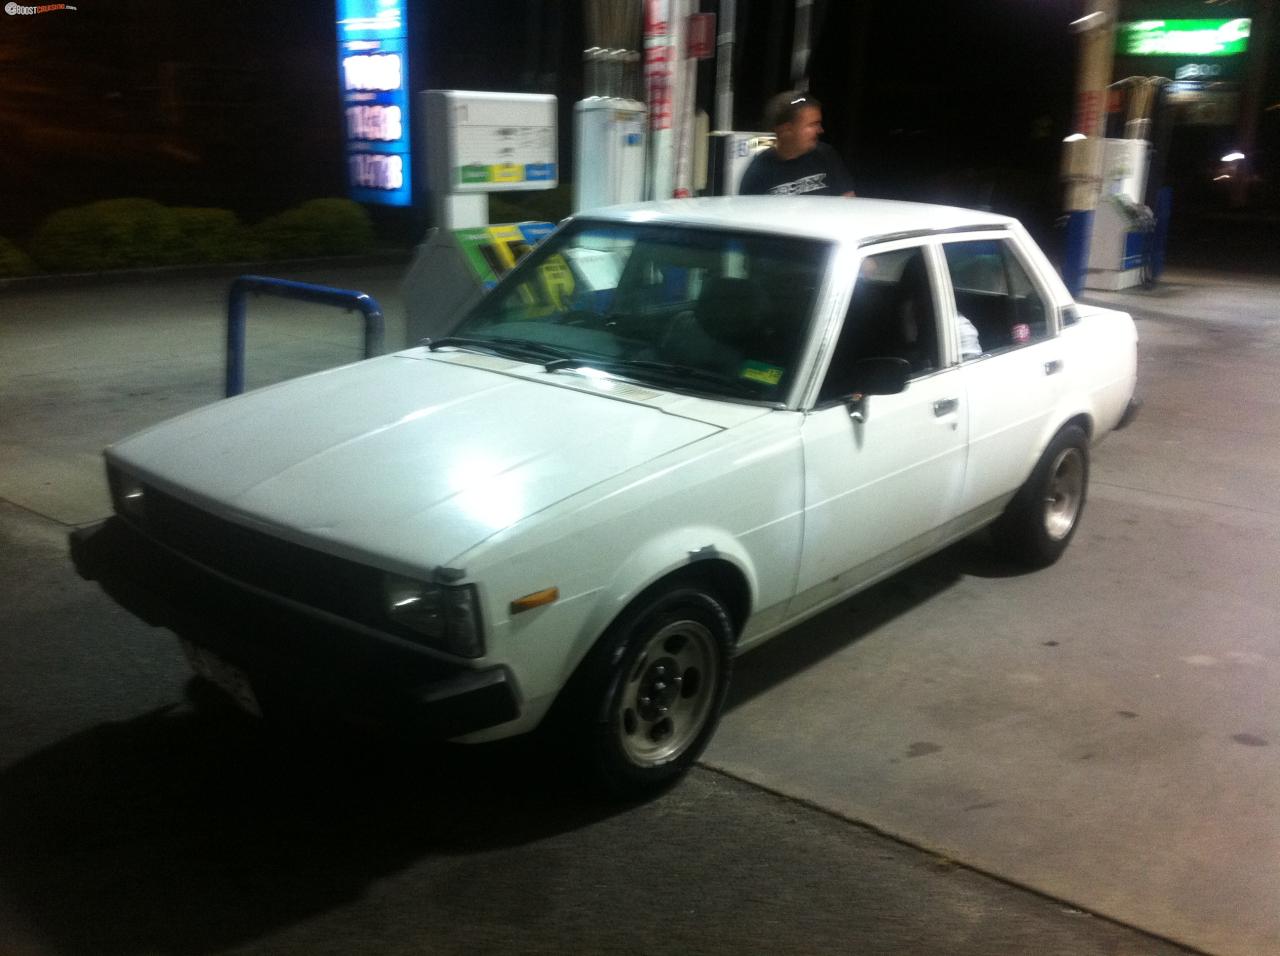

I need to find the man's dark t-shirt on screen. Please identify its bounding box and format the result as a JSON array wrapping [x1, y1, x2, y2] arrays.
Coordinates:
[[737, 143, 854, 197]]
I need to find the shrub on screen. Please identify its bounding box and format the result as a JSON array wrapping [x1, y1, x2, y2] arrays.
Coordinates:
[[171, 207, 250, 264], [0, 237, 34, 277], [31, 198, 183, 271], [252, 198, 375, 259]]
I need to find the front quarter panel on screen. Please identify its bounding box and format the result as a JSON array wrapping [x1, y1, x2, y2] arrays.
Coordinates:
[[454, 411, 806, 740]]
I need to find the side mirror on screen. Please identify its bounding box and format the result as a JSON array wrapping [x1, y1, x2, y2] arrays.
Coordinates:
[[851, 357, 909, 395], [844, 358, 910, 423]]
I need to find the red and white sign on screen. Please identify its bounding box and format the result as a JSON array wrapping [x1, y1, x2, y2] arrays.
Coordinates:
[[645, 44, 673, 131], [687, 12, 715, 60], [1074, 89, 1103, 140], [644, 0, 674, 132]]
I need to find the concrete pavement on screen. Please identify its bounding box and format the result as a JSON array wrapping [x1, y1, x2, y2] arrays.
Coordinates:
[[0, 497, 1192, 956], [2, 261, 1277, 953], [0, 262, 410, 525], [706, 268, 1280, 955]]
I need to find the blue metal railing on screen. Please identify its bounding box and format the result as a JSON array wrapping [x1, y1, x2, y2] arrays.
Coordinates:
[[225, 275, 385, 397]]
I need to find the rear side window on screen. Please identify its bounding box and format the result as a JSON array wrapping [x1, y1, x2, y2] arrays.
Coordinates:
[[942, 239, 1051, 358]]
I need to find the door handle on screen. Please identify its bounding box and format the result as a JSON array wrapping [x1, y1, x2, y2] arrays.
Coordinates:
[[1044, 359, 1064, 375], [933, 397, 959, 416]]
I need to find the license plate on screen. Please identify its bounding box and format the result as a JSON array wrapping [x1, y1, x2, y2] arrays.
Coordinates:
[[181, 640, 262, 718]]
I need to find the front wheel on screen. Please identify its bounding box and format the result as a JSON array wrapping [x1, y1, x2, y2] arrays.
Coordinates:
[[560, 586, 733, 799], [993, 424, 1090, 568]]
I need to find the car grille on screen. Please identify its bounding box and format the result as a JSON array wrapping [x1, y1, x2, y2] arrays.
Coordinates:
[[139, 485, 388, 629]]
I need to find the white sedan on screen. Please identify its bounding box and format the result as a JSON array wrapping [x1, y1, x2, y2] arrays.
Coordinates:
[[72, 197, 1139, 798]]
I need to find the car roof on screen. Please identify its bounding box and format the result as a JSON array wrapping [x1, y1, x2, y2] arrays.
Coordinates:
[[578, 196, 1016, 245]]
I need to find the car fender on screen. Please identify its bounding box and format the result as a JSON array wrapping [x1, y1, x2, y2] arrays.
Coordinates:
[[458, 523, 758, 743], [575, 523, 759, 659], [1035, 398, 1095, 468]]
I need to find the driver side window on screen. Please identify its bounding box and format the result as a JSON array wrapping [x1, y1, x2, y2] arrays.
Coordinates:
[[818, 247, 938, 404]]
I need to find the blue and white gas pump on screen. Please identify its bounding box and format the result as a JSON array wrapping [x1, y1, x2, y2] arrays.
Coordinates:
[[1084, 136, 1155, 291], [575, 47, 648, 212]]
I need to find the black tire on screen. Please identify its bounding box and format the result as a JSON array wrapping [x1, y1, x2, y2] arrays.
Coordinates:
[[558, 585, 733, 800], [993, 424, 1090, 568]]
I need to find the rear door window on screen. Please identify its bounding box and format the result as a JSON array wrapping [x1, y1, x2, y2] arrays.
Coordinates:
[[942, 239, 1051, 359]]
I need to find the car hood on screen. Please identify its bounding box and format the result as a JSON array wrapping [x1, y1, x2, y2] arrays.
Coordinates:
[[108, 352, 739, 571]]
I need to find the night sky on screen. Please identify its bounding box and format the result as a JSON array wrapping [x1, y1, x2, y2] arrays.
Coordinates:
[[0, 0, 1273, 247]]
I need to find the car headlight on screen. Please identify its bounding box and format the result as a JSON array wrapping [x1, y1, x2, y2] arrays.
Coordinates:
[[107, 464, 147, 524], [383, 574, 484, 658]]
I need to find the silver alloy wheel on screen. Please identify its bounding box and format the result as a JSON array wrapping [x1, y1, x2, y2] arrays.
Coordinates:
[[1043, 446, 1085, 541], [615, 618, 720, 767]]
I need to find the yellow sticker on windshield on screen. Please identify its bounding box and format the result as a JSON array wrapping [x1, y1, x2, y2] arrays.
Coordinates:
[[740, 361, 783, 385]]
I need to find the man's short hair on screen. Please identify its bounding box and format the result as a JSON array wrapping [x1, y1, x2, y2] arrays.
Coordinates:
[[765, 91, 822, 130]]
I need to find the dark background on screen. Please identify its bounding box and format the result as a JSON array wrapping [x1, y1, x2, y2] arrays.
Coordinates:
[[0, 0, 1275, 261]]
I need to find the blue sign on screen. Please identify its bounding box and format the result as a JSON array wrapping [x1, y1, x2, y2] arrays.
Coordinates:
[[524, 163, 557, 183], [336, 0, 412, 206]]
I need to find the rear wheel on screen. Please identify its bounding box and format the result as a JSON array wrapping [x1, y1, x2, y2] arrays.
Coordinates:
[[561, 586, 733, 799], [994, 424, 1090, 568]]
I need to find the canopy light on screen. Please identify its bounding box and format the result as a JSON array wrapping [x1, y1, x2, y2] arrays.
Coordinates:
[[1118, 18, 1250, 57]]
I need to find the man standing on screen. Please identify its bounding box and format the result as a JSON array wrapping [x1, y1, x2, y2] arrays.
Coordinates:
[[737, 91, 854, 197]]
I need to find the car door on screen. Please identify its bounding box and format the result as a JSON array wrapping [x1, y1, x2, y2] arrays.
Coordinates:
[[938, 235, 1067, 516], [791, 241, 969, 616]]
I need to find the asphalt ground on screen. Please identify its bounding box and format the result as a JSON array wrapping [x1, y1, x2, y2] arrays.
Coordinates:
[[3, 257, 1276, 954]]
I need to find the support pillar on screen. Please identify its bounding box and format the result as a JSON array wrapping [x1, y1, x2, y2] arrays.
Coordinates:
[[1061, 0, 1117, 297]]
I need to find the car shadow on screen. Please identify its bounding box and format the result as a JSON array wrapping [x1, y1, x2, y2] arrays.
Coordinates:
[[0, 692, 622, 956], [725, 531, 1028, 710], [0, 531, 1032, 955]]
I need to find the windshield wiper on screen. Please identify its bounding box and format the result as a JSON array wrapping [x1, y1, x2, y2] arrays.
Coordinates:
[[426, 335, 575, 365]]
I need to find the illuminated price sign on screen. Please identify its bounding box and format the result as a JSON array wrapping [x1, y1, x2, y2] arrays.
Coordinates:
[[346, 104, 403, 142], [349, 153, 404, 191], [336, 0, 412, 206]]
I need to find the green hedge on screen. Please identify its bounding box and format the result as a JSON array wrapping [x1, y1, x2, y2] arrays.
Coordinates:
[[31, 198, 183, 271], [251, 198, 374, 259], [172, 206, 250, 263], [22, 197, 376, 274], [0, 237, 34, 277]]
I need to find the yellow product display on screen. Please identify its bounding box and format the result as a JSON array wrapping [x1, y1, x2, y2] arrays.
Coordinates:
[[484, 225, 535, 308], [485, 225, 528, 271], [539, 255, 575, 312], [490, 163, 525, 184]]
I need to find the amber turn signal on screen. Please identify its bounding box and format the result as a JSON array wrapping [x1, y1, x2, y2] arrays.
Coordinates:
[[510, 587, 559, 614]]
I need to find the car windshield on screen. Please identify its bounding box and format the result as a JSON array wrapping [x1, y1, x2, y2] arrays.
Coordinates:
[[449, 220, 832, 404]]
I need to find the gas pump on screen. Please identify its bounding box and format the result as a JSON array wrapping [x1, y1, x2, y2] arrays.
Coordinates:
[[401, 90, 559, 346], [574, 47, 647, 213], [705, 131, 774, 195], [1084, 137, 1154, 291]]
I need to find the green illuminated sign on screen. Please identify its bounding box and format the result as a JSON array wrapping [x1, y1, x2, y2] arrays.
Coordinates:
[[1118, 19, 1251, 57]]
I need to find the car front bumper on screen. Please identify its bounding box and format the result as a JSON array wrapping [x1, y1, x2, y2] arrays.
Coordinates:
[[69, 516, 521, 738]]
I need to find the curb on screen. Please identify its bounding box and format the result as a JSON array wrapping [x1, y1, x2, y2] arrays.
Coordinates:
[[0, 249, 415, 294]]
